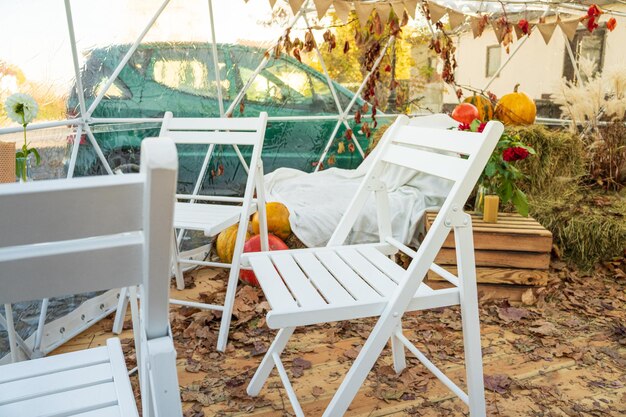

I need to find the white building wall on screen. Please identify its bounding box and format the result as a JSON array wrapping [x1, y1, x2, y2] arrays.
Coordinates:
[[443, 5, 626, 104], [603, 6, 626, 69]]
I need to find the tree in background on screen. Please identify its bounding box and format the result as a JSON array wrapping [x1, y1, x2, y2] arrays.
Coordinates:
[[302, 10, 435, 114], [0, 60, 66, 126]]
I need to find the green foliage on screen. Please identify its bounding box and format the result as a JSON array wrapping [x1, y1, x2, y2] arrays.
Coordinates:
[[473, 121, 536, 216]]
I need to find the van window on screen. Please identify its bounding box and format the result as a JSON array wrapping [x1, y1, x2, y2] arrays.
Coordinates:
[[240, 67, 284, 103], [239, 57, 334, 110], [94, 77, 132, 99], [151, 49, 230, 99]]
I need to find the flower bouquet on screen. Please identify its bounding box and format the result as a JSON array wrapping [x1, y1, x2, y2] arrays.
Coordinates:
[[459, 120, 535, 217], [5, 93, 40, 182]]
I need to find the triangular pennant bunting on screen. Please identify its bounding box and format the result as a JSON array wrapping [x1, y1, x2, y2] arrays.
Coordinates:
[[376, 3, 392, 26], [448, 9, 466, 30], [354, 1, 375, 26], [470, 16, 483, 38], [288, 0, 306, 15], [537, 21, 557, 44], [513, 22, 524, 39], [391, 1, 406, 19], [428, 2, 447, 23], [314, 0, 334, 19], [268, 0, 277, 9], [333, 0, 351, 23], [403, 0, 419, 19], [558, 17, 580, 41], [491, 19, 504, 43]]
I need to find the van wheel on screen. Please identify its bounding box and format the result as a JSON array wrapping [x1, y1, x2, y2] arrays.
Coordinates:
[[107, 149, 140, 174], [85, 148, 140, 176]]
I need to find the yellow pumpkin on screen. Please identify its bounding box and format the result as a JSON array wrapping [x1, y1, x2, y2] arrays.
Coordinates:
[[464, 94, 494, 122], [494, 84, 537, 125], [251, 202, 291, 240], [216, 224, 249, 263]]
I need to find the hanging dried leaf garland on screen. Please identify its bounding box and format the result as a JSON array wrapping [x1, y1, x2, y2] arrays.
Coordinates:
[[323, 30, 336, 52], [304, 30, 316, 52], [429, 21, 457, 85], [496, 17, 514, 53]]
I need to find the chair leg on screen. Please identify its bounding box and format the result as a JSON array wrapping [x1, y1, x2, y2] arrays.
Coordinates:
[[248, 327, 295, 396], [216, 265, 240, 352], [128, 286, 142, 385], [455, 222, 487, 417], [4, 304, 19, 363], [390, 324, 406, 374], [172, 233, 185, 290], [112, 287, 129, 335], [32, 298, 49, 358]]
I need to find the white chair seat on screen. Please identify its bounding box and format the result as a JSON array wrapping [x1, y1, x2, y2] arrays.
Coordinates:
[[174, 202, 257, 236], [245, 244, 461, 329], [0, 339, 138, 417]]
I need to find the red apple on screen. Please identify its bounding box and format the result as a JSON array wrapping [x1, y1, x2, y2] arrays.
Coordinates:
[[451, 103, 480, 125], [239, 234, 289, 286]]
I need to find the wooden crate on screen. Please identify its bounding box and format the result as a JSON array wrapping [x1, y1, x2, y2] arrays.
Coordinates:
[[425, 211, 552, 286]]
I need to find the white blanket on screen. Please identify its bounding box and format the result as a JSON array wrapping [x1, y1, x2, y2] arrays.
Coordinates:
[[264, 114, 459, 247]]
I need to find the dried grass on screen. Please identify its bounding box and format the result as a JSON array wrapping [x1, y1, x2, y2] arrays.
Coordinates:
[[511, 126, 625, 269], [552, 57, 626, 127], [530, 192, 626, 271], [511, 125, 586, 198]]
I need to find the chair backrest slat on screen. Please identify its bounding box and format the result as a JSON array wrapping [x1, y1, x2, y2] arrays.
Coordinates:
[[0, 176, 143, 248], [0, 234, 144, 304], [394, 125, 483, 155], [165, 116, 262, 132], [164, 130, 259, 146], [381, 143, 468, 182], [0, 139, 178, 338], [329, 115, 503, 249]]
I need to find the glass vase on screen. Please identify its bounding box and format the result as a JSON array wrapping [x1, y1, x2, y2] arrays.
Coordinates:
[[474, 184, 487, 214], [16, 156, 32, 183]]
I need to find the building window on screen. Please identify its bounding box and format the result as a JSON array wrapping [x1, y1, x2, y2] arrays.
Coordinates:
[[563, 27, 606, 82], [486, 45, 501, 77]]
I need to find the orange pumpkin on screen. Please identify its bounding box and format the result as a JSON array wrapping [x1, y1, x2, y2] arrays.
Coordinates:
[[216, 224, 250, 263], [251, 202, 291, 240], [494, 84, 536, 125], [464, 94, 494, 121]]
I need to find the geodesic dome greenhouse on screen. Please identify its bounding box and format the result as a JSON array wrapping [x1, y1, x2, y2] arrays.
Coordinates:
[[1, 0, 624, 362]]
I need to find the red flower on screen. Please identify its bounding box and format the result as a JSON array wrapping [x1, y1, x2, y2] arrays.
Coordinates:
[[503, 147, 530, 162], [588, 4, 603, 18], [607, 17, 617, 32], [583, 4, 603, 32], [458, 123, 471, 131], [586, 17, 599, 32], [518, 19, 530, 35], [478, 122, 487, 133]]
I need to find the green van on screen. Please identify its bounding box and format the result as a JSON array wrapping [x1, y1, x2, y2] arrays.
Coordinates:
[[68, 43, 376, 195]]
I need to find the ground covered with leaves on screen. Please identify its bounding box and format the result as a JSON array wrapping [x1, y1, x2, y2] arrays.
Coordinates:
[[115, 255, 626, 417]]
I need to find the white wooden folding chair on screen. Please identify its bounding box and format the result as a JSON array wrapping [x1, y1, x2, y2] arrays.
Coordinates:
[[114, 112, 269, 352], [0, 138, 182, 417], [242, 116, 504, 416]]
